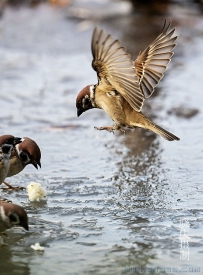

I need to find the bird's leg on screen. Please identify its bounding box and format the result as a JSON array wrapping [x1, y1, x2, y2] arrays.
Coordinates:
[[2, 181, 25, 191], [94, 124, 125, 134], [119, 128, 125, 134], [94, 126, 115, 133]]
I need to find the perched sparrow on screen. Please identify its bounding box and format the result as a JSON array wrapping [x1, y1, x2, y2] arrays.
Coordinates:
[[0, 136, 41, 190], [0, 202, 29, 232], [0, 135, 22, 185], [7, 137, 41, 177], [0, 144, 13, 186], [76, 21, 180, 141]]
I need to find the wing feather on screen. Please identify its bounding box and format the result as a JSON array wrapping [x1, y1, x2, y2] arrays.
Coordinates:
[[91, 21, 177, 112], [92, 26, 144, 112], [135, 20, 178, 98]]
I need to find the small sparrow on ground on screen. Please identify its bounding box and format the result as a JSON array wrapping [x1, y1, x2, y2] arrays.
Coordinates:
[[0, 144, 13, 186], [0, 135, 22, 189], [0, 202, 29, 233], [76, 21, 180, 141], [7, 137, 41, 176], [4, 137, 41, 190]]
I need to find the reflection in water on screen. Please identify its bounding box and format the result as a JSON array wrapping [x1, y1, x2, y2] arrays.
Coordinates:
[[0, 233, 30, 275]]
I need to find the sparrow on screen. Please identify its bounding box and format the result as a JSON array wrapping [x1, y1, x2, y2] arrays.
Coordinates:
[[76, 21, 180, 141], [7, 137, 41, 176], [0, 144, 13, 186], [4, 137, 41, 190], [0, 135, 22, 186], [0, 202, 29, 233]]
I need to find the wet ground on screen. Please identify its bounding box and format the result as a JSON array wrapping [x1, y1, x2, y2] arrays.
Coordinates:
[[0, 1, 203, 274]]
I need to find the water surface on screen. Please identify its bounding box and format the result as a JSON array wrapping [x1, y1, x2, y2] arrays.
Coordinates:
[[0, 2, 203, 274]]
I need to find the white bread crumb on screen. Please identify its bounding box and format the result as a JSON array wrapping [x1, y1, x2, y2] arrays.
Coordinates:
[[30, 242, 45, 251], [27, 182, 46, 201]]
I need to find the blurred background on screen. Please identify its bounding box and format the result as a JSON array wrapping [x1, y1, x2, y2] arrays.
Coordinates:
[[0, 0, 202, 274]]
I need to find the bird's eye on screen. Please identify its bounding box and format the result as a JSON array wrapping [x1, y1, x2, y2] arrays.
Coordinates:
[[20, 152, 27, 162]]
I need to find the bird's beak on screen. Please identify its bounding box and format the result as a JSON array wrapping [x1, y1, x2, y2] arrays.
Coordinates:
[[13, 137, 22, 146], [32, 161, 41, 169], [38, 161, 41, 168], [23, 224, 29, 231], [77, 108, 84, 117]]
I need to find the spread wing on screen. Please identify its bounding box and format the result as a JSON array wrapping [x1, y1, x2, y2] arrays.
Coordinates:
[[91, 26, 144, 112], [135, 21, 177, 98]]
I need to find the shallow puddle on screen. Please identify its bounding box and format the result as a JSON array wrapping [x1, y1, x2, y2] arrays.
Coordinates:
[[0, 1, 203, 274]]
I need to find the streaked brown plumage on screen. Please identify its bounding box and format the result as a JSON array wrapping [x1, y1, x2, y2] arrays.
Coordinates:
[[76, 21, 180, 141]]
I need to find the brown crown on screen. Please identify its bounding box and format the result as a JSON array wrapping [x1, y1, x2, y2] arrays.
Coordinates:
[[0, 202, 27, 217], [76, 85, 91, 105], [19, 137, 41, 162], [0, 202, 28, 230]]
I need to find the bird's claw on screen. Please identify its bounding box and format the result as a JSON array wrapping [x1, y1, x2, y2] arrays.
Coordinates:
[[120, 128, 125, 134], [2, 182, 25, 191], [94, 126, 115, 133], [2, 186, 25, 191]]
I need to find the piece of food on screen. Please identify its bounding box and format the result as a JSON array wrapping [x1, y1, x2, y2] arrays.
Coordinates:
[[30, 242, 45, 251], [27, 182, 46, 201]]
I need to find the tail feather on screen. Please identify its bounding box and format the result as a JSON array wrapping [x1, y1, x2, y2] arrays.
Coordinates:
[[149, 123, 180, 141]]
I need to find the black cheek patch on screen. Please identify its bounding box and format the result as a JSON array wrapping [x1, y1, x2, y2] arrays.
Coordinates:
[[20, 152, 28, 162], [9, 213, 18, 223]]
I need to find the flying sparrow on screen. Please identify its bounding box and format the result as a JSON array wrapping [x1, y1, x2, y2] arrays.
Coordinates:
[[0, 202, 29, 233], [76, 21, 180, 141], [4, 137, 41, 190]]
